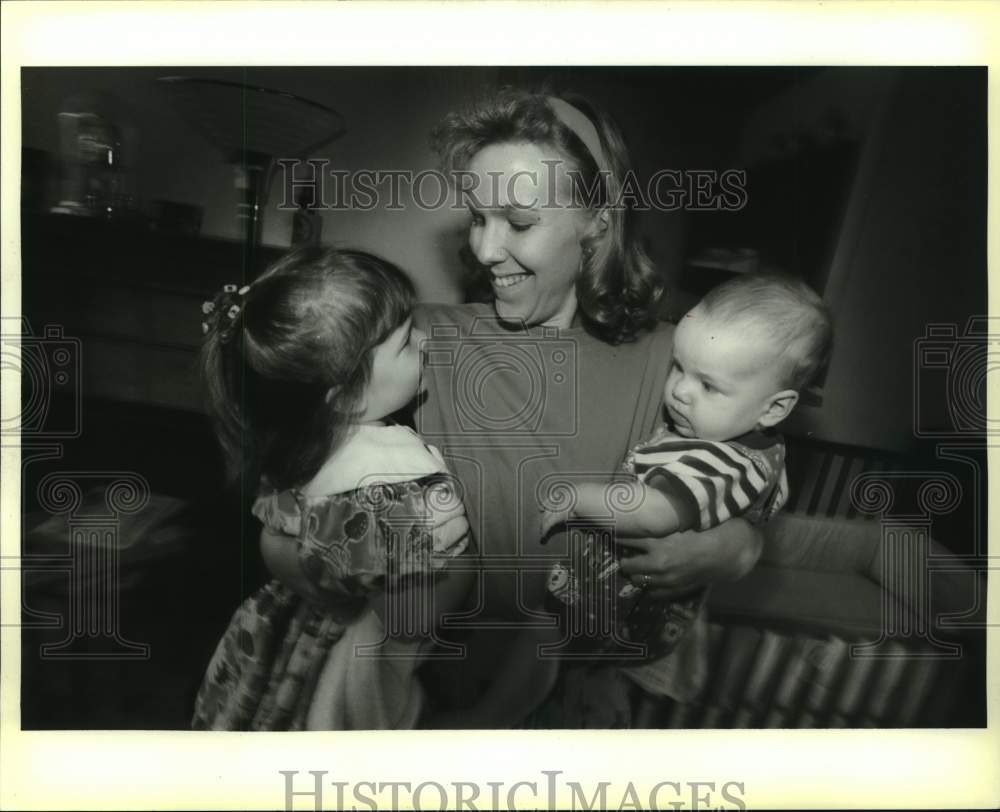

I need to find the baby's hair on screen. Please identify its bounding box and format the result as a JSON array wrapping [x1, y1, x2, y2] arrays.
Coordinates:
[[201, 246, 415, 491], [698, 273, 833, 391]]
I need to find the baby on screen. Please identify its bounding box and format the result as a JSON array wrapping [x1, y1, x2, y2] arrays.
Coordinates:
[[539, 273, 833, 684]]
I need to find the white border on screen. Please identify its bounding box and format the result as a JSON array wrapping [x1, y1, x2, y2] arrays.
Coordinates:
[[2, 2, 998, 809]]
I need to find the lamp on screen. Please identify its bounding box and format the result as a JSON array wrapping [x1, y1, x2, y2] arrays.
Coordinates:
[[156, 76, 346, 275]]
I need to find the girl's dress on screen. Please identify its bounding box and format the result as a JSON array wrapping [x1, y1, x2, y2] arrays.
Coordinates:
[[191, 424, 470, 731]]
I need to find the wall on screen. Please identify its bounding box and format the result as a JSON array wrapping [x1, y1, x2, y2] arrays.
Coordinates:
[[791, 69, 985, 451], [21, 66, 501, 303]]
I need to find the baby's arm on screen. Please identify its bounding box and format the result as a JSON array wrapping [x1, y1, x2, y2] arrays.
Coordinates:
[[540, 480, 698, 540]]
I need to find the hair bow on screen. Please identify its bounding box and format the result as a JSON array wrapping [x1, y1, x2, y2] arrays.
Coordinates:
[[201, 283, 251, 341]]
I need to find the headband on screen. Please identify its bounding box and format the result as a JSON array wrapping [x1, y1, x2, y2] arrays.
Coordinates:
[[547, 96, 611, 177]]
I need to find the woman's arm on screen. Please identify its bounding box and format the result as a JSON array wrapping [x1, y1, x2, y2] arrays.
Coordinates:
[[262, 523, 475, 639], [260, 527, 324, 603], [616, 518, 764, 599], [262, 523, 475, 641], [366, 477, 475, 641]]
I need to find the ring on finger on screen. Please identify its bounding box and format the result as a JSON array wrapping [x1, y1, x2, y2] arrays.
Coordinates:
[[639, 573, 652, 588]]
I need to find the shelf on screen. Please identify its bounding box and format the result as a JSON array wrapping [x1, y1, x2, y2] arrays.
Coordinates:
[[20, 211, 284, 296], [19, 212, 288, 413]]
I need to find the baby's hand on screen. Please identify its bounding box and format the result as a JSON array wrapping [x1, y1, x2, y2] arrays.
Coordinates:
[[539, 507, 573, 541]]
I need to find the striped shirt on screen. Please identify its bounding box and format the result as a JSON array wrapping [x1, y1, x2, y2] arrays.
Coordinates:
[[626, 423, 788, 531]]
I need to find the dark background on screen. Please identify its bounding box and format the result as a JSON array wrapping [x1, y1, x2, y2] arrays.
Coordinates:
[[17, 67, 988, 728]]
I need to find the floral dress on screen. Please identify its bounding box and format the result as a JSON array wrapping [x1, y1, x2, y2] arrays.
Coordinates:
[[192, 425, 469, 731]]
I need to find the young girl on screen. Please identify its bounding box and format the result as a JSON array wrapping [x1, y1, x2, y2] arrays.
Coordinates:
[[192, 247, 474, 730]]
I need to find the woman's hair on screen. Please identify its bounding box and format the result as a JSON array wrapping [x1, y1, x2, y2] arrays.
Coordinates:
[[699, 273, 834, 391], [201, 246, 415, 491], [430, 85, 663, 344]]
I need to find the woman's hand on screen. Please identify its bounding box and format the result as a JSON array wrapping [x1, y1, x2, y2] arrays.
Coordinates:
[[615, 518, 764, 599], [425, 478, 471, 559]]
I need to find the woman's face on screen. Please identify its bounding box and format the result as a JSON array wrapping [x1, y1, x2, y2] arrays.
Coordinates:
[[464, 142, 596, 329]]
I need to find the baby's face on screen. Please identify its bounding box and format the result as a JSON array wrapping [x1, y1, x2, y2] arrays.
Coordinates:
[[664, 308, 787, 441]]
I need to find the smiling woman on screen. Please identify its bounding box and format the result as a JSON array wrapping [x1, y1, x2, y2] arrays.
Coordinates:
[[409, 87, 767, 728], [465, 142, 593, 328], [431, 88, 664, 346]]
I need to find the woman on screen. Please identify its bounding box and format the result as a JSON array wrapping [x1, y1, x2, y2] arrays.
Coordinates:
[[409, 87, 763, 727]]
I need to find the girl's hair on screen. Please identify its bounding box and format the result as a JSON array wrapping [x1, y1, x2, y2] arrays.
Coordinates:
[[430, 85, 663, 345], [699, 273, 834, 391], [201, 247, 415, 491]]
